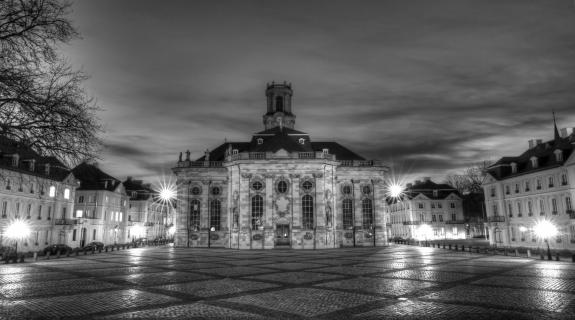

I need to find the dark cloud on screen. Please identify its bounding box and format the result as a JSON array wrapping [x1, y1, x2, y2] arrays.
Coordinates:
[[64, 0, 575, 183]]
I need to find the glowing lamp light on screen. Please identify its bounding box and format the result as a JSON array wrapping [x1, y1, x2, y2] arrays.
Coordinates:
[[168, 225, 176, 236], [533, 220, 558, 239], [518, 226, 528, 233], [5, 219, 31, 240], [417, 224, 433, 241], [389, 184, 404, 198]]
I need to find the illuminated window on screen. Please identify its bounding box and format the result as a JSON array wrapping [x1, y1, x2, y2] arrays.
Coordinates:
[[64, 188, 70, 199], [362, 198, 373, 229], [190, 199, 200, 231], [49, 186, 56, 197], [302, 195, 314, 229], [75, 210, 83, 218], [343, 199, 353, 229], [251, 195, 263, 229]]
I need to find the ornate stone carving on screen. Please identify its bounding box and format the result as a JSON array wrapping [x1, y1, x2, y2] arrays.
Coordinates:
[[289, 173, 300, 178], [312, 172, 323, 178], [263, 173, 275, 179], [201, 180, 210, 185], [241, 173, 253, 179]]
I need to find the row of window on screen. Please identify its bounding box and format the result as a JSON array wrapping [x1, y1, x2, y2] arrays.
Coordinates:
[[77, 195, 126, 206], [389, 213, 458, 224], [495, 196, 573, 217], [492, 173, 569, 197], [1, 200, 57, 220], [188, 182, 375, 197], [388, 201, 457, 212], [3, 180, 68, 199], [188, 197, 375, 231]]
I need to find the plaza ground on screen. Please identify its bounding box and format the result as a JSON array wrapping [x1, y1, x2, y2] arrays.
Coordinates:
[[1, 245, 574, 319]]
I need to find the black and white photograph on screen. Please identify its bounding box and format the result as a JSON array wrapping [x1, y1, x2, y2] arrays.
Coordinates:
[[1, 0, 575, 319]]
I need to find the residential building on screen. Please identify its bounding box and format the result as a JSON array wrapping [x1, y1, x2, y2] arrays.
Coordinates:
[[386, 178, 464, 241], [123, 177, 167, 241], [483, 124, 575, 249], [0, 137, 78, 250], [71, 162, 129, 246], [172, 82, 388, 249]]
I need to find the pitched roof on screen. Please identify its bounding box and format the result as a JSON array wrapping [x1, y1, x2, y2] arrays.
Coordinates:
[[72, 162, 121, 191], [386, 179, 460, 203], [311, 142, 365, 160], [123, 177, 155, 200], [0, 136, 71, 181], [487, 133, 575, 180]]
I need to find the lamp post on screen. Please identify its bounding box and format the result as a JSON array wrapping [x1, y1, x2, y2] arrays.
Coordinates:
[[5, 219, 31, 262], [533, 220, 558, 261]]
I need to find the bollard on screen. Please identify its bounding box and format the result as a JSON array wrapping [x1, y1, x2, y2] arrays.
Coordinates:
[[540, 253, 545, 260], [455, 245, 458, 251], [56, 250, 60, 259], [527, 249, 531, 258], [33, 252, 38, 262], [515, 249, 518, 257], [555, 253, 560, 261], [46, 251, 51, 260], [448, 244, 452, 250], [461, 245, 465, 251]]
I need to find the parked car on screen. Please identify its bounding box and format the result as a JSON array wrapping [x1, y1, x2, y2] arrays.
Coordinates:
[[83, 242, 104, 251], [43, 244, 72, 255], [133, 238, 148, 245]]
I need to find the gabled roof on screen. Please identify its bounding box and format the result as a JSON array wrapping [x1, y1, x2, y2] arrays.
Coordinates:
[[487, 133, 575, 180], [0, 136, 71, 181], [72, 162, 122, 191]]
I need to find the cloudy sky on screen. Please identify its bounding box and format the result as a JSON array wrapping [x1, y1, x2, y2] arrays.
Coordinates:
[[63, 0, 575, 184]]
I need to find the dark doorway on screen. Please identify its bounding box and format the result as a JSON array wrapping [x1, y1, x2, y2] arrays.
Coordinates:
[[80, 228, 87, 247]]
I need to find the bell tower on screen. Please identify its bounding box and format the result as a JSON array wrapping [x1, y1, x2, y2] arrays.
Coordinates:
[[263, 81, 296, 130]]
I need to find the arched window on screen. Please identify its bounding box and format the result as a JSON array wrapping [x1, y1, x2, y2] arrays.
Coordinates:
[[362, 198, 373, 229], [302, 195, 314, 229], [49, 186, 56, 197], [209, 200, 221, 231], [275, 96, 284, 112], [251, 195, 263, 229], [343, 199, 353, 229], [190, 199, 200, 231]]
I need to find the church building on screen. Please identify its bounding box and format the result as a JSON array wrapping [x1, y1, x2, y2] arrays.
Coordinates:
[[173, 82, 388, 249]]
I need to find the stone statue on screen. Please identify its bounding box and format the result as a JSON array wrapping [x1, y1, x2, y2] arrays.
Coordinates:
[[326, 202, 332, 227], [178, 152, 182, 162], [185, 150, 190, 161]]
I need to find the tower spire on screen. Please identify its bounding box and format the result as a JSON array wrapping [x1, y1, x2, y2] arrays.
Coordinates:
[[553, 111, 560, 140]]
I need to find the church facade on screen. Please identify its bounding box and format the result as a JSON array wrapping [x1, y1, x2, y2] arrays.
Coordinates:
[[172, 82, 388, 249]]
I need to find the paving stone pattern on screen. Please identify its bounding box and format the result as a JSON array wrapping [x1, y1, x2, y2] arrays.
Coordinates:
[[1, 245, 574, 319]]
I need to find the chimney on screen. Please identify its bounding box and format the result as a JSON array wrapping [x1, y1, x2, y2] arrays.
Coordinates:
[[423, 177, 431, 182], [536, 139, 543, 145], [560, 128, 568, 138], [528, 139, 535, 149]]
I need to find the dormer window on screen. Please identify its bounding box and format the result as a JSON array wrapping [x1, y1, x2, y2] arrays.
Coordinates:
[[299, 138, 305, 145], [510, 162, 517, 174], [530, 156, 538, 168], [257, 138, 263, 145], [11, 154, 19, 167], [433, 190, 438, 197], [322, 148, 329, 154], [554, 149, 563, 162], [232, 149, 238, 155]]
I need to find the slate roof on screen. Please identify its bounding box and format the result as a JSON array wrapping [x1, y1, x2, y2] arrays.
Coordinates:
[[487, 132, 575, 180], [72, 162, 121, 191], [123, 177, 155, 200], [0, 136, 71, 181], [195, 128, 365, 161]]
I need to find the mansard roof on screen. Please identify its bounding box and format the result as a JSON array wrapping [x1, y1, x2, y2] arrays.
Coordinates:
[[386, 180, 460, 204], [123, 177, 155, 200], [487, 133, 575, 180], [72, 162, 122, 191], [0, 136, 71, 181]]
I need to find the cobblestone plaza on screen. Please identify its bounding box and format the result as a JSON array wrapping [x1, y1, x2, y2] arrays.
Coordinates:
[[1, 245, 574, 319]]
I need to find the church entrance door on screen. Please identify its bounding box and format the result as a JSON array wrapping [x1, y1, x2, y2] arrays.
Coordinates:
[[275, 224, 290, 247]]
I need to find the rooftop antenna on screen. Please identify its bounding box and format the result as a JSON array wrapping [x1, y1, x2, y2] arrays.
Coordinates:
[[553, 110, 560, 140]]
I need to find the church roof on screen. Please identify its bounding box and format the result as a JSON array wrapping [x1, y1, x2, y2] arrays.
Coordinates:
[[386, 179, 460, 204], [487, 133, 575, 180], [72, 162, 122, 191], [311, 142, 365, 160]]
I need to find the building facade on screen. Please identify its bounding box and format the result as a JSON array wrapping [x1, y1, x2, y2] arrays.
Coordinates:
[[0, 137, 78, 250], [173, 82, 388, 249], [483, 125, 575, 249], [71, 162, 129, 246], [123, 177, 168, 241], [386, 178, 464, 241]]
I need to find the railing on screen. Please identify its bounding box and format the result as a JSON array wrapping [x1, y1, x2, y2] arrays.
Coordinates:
[[403, 221, 422, 226], [487, 216, 505, 223], [54, 219, 79, 225], [249, 152, 266, 160], [144, 222, 155, 227], [298, 152, 315, 159], [176, 161, 223, 168], [445, 220, 466, 224]]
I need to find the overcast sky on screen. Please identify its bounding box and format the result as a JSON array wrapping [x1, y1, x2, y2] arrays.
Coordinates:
[[63, 0, 575, 185]]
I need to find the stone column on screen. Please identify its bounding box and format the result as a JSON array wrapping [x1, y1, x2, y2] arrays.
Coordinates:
[[314, 172, 325, 249], [372, 178, 386, 246], [264, 174, 274, 249], [290, 174, 301, 248]]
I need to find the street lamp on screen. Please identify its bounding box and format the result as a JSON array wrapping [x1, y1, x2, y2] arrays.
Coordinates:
[[5, 219, 31, 261], [533, 220, 558, 260]]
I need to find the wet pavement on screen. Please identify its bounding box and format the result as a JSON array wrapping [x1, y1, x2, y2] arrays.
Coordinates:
[[1, 245, 574, 319]]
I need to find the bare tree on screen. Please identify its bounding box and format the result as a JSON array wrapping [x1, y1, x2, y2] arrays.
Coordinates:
[[444, 161, 492, 195], [0, 0, 101, 166]]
